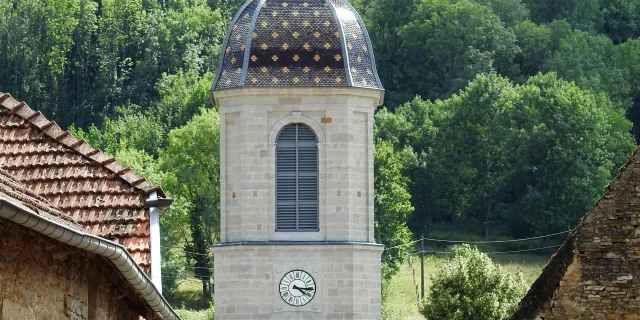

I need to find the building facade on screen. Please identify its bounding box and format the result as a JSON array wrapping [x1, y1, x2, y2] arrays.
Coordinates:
[[210, 0, 385, 318]]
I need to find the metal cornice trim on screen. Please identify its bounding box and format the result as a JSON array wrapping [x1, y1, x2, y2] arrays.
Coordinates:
[[0, 198, 180, 320], [211, 0, 255, 91], [240, 0, 266, 86], [326, 0, 353, 86], [342, 0, 383, 89]]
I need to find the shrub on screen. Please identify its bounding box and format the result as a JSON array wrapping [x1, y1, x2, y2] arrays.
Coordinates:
[[420, 244, 528, 320]]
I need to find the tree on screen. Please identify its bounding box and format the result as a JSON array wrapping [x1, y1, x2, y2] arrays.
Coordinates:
[[396, 0, 519, 102], [160, 108, 221, 308], [522, 0, 603, 34], [602, 0, 640, 44], [513, 20, 573, 81], [492, 73, 635, 233], [363, 0, 420, 107], [420, 244, 528, 320], [547, 31, 631, 113], [373, 139, 413, 281], [471, 0, 528, 28]]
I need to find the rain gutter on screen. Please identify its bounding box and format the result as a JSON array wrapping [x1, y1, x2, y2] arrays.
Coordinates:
[[0, 196, 181, 320]]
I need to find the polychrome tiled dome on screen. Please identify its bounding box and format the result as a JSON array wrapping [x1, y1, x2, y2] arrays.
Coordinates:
[[211, 0, 383, 90]]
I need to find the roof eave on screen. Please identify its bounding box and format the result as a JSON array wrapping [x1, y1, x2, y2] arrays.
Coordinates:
[[0, 196, 181, 320]]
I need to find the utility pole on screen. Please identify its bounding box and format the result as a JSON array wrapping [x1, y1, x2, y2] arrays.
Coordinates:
[[420, 235, 425, 300]]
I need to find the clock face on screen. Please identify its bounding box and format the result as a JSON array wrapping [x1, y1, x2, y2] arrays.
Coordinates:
[[279, 269, 316, 307]]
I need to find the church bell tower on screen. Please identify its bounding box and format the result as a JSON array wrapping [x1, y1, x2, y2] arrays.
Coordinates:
[[209, 0, 384, 318]]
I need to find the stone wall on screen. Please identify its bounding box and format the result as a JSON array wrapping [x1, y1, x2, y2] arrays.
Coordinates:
[[510, 149, 640, 320], [0, 221, 144, 320], [216, 87, 379, 243], [212, 243, 383, 320]]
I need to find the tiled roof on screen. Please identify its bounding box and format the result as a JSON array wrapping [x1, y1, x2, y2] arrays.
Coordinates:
[[0, 168, 82, 231], [212, 0, 383, 90], [0, 92, 164, 272]]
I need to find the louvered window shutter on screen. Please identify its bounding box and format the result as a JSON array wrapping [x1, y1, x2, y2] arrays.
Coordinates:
[[276, 124, 318, 231]]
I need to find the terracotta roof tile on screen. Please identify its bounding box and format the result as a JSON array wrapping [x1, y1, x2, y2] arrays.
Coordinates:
[[0, 92, 166, 271]]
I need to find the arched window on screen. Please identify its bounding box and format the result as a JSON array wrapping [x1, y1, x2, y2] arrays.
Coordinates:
[[276, 123, 318, 231]]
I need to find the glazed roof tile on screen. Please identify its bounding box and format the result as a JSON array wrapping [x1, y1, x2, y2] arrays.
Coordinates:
[[0, 92, 163, 271], [212, 0, 383, 90]]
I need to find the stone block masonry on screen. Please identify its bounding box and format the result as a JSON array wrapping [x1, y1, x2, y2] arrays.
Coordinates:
[[0, 222, 143, 320], [211, 243, 383, 320], [510, 147, 640, 320]]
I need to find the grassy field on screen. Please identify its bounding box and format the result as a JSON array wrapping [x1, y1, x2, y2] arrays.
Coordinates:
[[383, 253, 551, 320]]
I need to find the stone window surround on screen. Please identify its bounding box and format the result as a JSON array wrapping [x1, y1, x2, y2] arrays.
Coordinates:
[[269, 112, 326, 241]]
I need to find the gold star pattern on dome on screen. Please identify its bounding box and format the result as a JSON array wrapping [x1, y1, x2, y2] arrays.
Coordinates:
[[226, 47, 231, 53], [252, 32, 257, 39], [231, 57, 237, 63], [232, 0, 372, 88]]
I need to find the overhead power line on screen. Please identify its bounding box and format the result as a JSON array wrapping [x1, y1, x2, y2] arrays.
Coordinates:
[[384, 229, 573, 251], [410, 244, 562, 256]]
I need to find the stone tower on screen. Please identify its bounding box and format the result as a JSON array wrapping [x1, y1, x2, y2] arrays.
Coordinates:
[[209, 0, 384, 318]]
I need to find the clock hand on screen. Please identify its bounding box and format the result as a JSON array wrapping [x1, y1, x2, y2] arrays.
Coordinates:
[[292, 285, 307, 294], [293, 285, 315, 292]]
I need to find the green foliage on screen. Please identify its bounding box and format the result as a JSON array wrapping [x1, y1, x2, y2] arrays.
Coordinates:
[[396, 0, 519, 102], [522, 0, 603, 34], [160, 108, 221, 307], [154, 71, 216, 130], [471, 0, 528, 28], [374, 139, 414, 281], [377, 72, 635, 239], [420, 244, 528, 320], [175, 307, 215, 320], [547, 31, 631, 113]]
